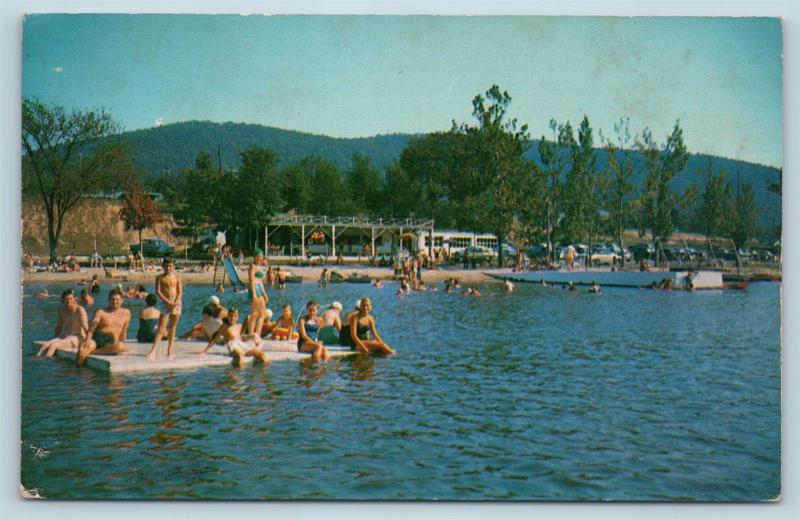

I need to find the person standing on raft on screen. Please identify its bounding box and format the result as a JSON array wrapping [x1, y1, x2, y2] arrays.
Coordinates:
[[245, 248, 270, 340], [146, 258, 183, 360]]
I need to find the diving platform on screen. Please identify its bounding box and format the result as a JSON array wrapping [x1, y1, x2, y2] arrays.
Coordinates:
[[35, 339, 358, 374], [489, 269, 725, 289]]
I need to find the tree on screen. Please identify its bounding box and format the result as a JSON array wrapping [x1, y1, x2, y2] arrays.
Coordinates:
[[296, 156, 349, 216], [637, 121, 689, 255], [280, 162, 313, 214], [450, 85, 533, 267], [235, 147, 283, 247], [119, 184, 162, 255], [382, 161, 416, 218], [732, 179, 758, 248], [535, 120, 566, 263], [695, 161, 734, 238], [172, 151, 222, 245], [604, 117, 637, 267], [560, 117, 601, 260], [22, 98, 136, 262], [345, 154, 383, 215]]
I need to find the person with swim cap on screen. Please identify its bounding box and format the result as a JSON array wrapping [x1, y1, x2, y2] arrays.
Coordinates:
[[182, 295, 227, 342], [37, 289, 89, 357], [318, 301, 343, 344], [246, 248, 269, 340], [259, 308, 276, 337]]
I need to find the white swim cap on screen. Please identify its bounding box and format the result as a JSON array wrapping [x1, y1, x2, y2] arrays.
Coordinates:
[[354, 299, 362, 309], [208, 295, 221, 305], [265, 308, 273, 319], [331, 301, 343, 311]]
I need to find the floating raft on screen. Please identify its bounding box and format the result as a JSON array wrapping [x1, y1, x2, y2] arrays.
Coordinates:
[[489, 269, 725, 289], [35, 339, 358, 374]]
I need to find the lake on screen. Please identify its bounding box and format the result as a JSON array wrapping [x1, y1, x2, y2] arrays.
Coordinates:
[[20, 280, 781, 500]]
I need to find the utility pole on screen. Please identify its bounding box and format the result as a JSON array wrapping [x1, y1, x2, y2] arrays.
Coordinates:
[[217, 145, 223, 174]]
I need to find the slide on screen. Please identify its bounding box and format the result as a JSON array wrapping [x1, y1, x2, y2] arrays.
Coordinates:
[[222, 256, 247, 291]]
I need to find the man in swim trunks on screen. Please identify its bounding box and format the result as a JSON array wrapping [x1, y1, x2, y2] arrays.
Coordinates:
[[76, 288, 131, 366], [37, 289, 89, 357], [246, 248, 269, 339], [200, 308, 269, 365], [146, 258, 183, 360]]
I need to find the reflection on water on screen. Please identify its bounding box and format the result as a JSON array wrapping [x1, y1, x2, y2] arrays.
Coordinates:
[[20, 281, 781, 500]]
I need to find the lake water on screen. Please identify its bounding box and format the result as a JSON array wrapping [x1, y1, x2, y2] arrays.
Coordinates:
[[20, 280, 781, 500]]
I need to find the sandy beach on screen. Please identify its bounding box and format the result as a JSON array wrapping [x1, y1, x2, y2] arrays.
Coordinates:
[[21, 265, 497, 286]]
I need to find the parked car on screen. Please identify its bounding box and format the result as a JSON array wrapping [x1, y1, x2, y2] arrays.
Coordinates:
[[589, 244, 621, 265], [453, 245, 497, 263], [188, 237, 216, 257], [130, 238, 175, 257]]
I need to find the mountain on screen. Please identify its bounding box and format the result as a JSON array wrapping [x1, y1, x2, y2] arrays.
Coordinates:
[[115, 121, 781, 228]]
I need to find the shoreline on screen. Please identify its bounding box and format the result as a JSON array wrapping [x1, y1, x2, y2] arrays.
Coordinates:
[[21, 266, 496, 285]]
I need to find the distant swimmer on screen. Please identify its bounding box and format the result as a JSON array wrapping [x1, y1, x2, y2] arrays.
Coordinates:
[[276, 266, 287, 290], [34, 288, 49, 298], [568, 282, 577, 292], [589, 282, 601, 294], [344, 298, 395, 355], [318, 302, 343, 345], [146, 258, 183, 360], [319, 268, 329, 288], [373, 280, 384, 289], [200, 308, 269, 365], [37, 289, 89, 357], [216, 283, 225, 293], [76, 288, 131, 366], [246, 248, 269, 339], [136, 294, 161, 343], [80, 288, 94, 306], [540, 279, 548, 287], [297, 301, 331, 361], [504, 279, 516, 293]]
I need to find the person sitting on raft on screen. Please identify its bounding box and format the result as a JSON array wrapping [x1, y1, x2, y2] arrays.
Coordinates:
[[270, 304, 297, 340], [37, 289, 89, 357], [182, 296, 227, 341], [137, 294, 161, 343], [297, 301, 331, 362], [246, 248, 269, 340], [200, 308, 269, 365], [318, 301, 343, 344], [76, 288, 131, 366], [259, 309, 276, 338], [343, 298, 395, 355]]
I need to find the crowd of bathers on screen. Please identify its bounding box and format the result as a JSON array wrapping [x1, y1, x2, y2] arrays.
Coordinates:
[[36, 254, 396, 366]]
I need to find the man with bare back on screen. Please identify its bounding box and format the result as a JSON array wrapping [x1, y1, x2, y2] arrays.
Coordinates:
[[146, 258, 183, 360], [76, 288, 131, 366], [37, 289, 89, 357]]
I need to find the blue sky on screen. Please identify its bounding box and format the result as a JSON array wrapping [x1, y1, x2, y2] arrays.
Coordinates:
[[22, 14, 782, 166]]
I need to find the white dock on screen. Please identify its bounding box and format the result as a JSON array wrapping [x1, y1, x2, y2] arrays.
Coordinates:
[[489, 269, 725, 289], [34, 339, 358, 374]]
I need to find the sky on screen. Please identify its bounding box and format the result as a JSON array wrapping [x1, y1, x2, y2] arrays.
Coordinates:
[[21, 14, 783, 167]]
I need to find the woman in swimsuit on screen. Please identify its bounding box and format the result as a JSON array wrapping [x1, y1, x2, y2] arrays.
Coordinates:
[[345, 297, 395, 355], [246, 248, 269, 338], [297, 301, 330, 361], [136, 293, 161, 343]]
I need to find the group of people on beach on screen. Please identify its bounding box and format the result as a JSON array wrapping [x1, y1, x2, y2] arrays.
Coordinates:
[[39, 251, 395, 366]]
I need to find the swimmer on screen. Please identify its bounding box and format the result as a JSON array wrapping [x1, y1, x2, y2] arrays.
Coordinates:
[[80, 288, 94, 306], [200, 308, 269, 365], [297, 301, 330, 362], [504, 279, 516, 293], [373, 280, 384, 289], [216, 282, 225, 293], [344, 297, 395, 355], [568, 282, 577, 292], [540, 279, 548, 287], [37, 289, 88, 357], [76, 288, 131, 366], [146, 258, 183, 360], [34, 288, 49, 298], [589, 282, 601, 294]]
